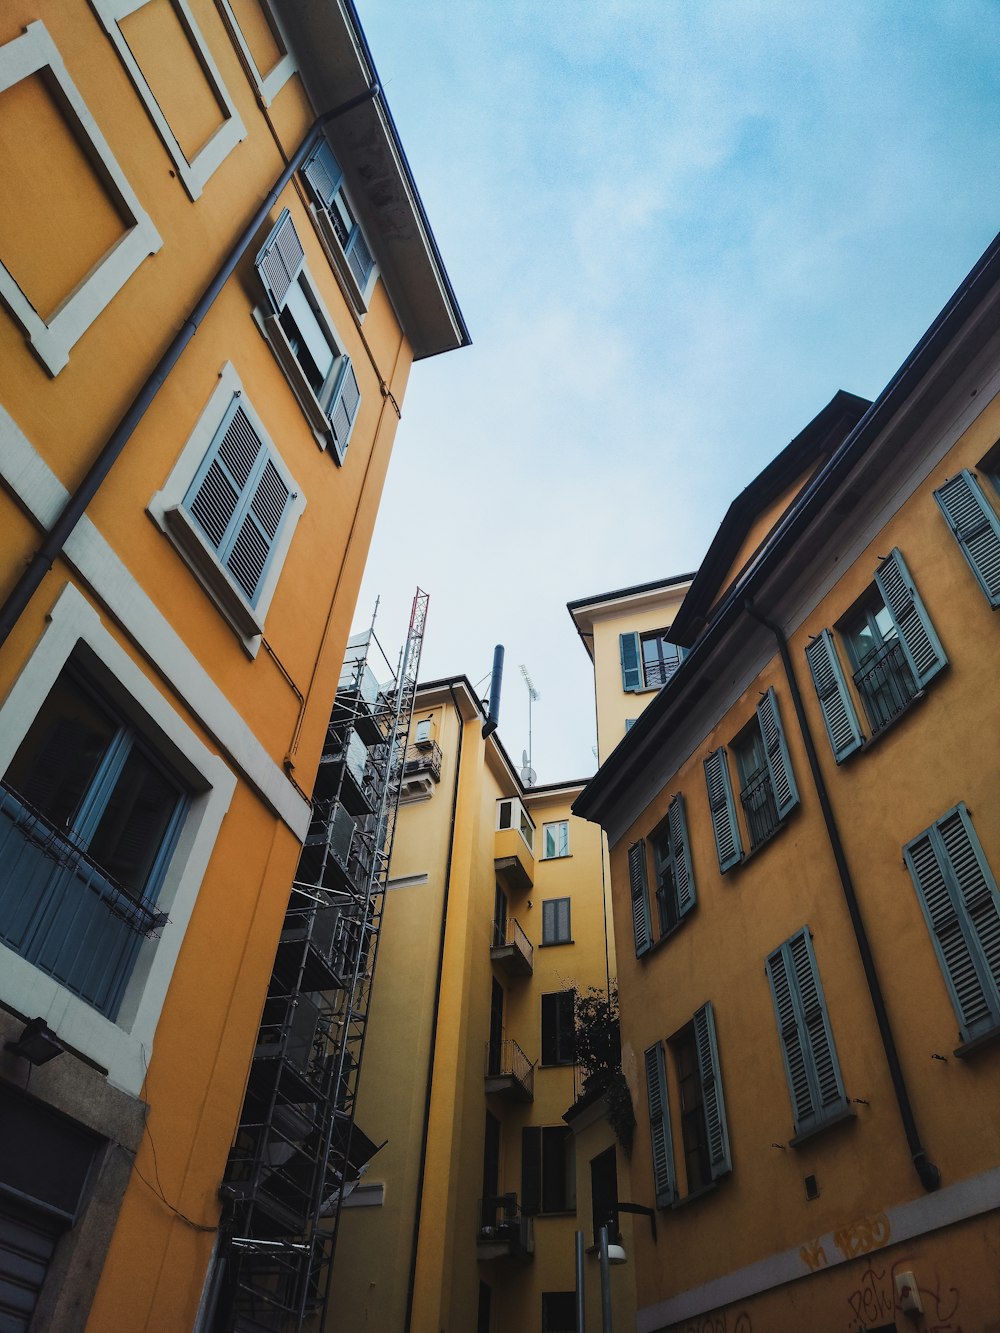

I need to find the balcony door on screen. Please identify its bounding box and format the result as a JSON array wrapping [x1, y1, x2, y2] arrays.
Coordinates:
[[488, 979, 504, 1075], [492, 882, 507, 948]]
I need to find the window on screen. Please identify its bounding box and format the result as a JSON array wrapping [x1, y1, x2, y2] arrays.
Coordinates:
[[302, 139, 377, 314], [0, 22, 161, 375], [148, 363, 306, 650], [496, 797, 534, 852], [216, 0, 296, 105], [0, 664, 187, 1018], [934, 468, 1000, 609], [703, 688, 798, 869], [650, 794, 696, 937], [255, 209, 361, 461], [477, 1282, 492, 1333], [414, 717, 433, 746], [541, 820, 569, 859], [619, 629, 686, 692], [541, 898, 571, 946], [904, 804, 1000, 1046], [90, 0, 246, 200], [590, 1146, 618, 1245], [644, 1003, 731, 1208], [765, 929, 848, 1139], [522, 1126, 575, 1214], [805, 548, 947, 759], [541, 990, 576, 1066], [541, 1292, 577, 1333]]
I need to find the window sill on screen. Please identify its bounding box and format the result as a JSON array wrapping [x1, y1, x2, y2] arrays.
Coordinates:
[[530, 1209, 577, 1219], [539, 853, 572, 861], [643, 912, 694, 958], [540, 939, 574, 948], [670, 1180, 723, 1210], [847, 687, 929, 760], [954, 1025, 1000, 1060], [538, 1061, 576, 1070], [732, 812, 793, 870], [162, 504, 264, 651], [788, 1102, 856, 1148]]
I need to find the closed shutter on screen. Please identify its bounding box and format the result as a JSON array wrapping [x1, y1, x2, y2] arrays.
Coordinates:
[[619, 632, 642, 692], [0, 1200, 61, 1333], [874, 548, 947, 688], [904, 804, 1000, 1042], [521, 1127, 541, 1215], [556, 990, 576, 1064], [667, 793, 696, 919], [628, 840, 652, 956], [541, 993, 557, 1064], [756, 688, 799, 819], [542, 898, 571, 944], [805, 630, 864, 761], [934, 470, 1000, 608], [692, 1002, 731, 1179], [644, 1042, 676, 1207], [703, 748, 742, 872], [302, 140, 342, 209], [329, 359, 361, 463], [766, 930, 846, 1135], [256, 208, 305, 311]]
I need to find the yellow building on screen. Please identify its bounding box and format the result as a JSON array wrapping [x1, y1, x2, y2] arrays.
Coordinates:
[[575, 236, 1000, 1329], [0, 3, 466, 1328], [329, 674, 639, 1333]]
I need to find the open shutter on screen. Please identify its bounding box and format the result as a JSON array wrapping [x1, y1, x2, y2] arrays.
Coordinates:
[[520, 1127, 541, 1215], [619, 633, 642, 692], [667, 794, 696, 919], [256, 209, 305, 312], [302, 140, 342, 209], [756, 688, 799, 819], [767, 930, 846, 1135], [934, 470, 1000, 608], [329, 359, 361, 462], [692, 1002, 731, 1179], [628, 840, 652, 957], [874, 548, 947, 688], [703, 748, 742, 872], [541, 994, 557, 1065], [904, 804, 1000, 1042], [345, 227, 375, 291], [805, 630, 864, 761], [644, 1042, 676, 1207], [557, 990, 576, 1064]]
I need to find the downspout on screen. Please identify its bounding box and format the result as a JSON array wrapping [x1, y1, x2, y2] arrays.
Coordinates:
[[403, 684, 465, 1331], [0, 85, 379, 651], [744, 599, 941, 1192]]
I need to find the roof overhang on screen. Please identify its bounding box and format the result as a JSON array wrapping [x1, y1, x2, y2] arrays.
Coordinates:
[[567, 573, 697, 662]]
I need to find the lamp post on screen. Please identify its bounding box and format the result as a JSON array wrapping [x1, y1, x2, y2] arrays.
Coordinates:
[[575, 1230, 585, 1333]]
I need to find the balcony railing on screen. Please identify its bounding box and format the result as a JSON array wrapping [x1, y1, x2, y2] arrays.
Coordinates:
[[403, 740, 443, 783], [484, 1037, 534, 1101], [739, 766, 780, 850], [477, 1194, 533, 1259], [853, 637, 917, 735], [490, 916, 533, 976]]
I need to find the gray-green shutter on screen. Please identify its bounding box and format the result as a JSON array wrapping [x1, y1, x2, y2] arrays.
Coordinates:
[[256, 208, 305, 311], [766, 929, 846, 1135], [692, 1001, 731, 1179], [704, 748, 742, 872], [904, 804, 1000, 1042], [934, 470, 1000, 608], [644, 1042, 676, 1207], [628, 839, 652, 957], [805, 630, 864, 761], [756, 688, 798, 819], [620, 633, 642, 692], [874, 548, 947, 688], [329, 359, 361, 464], [667, 793, 696, 918], [302, 140, 342, 209]]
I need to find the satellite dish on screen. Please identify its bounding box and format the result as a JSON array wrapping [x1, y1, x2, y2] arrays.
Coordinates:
[[520, 751, 537, 787]]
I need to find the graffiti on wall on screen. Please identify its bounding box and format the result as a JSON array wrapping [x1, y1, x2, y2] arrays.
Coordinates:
[[673, 1312, 753, 1333], [800, 1210, 892, 1273], [844, 1255, 962, 1332]]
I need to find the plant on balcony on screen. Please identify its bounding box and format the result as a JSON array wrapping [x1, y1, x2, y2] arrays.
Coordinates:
[[574, 983, 635, 1156]]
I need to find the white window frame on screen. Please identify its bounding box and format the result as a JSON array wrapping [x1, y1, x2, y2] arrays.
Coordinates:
[[301, 141, 379, 317], [496, 797, 535, 853], [215, 0, 296, 105], [147, 363, 306, 655], [0, 22, 162, 376], [541, 820, 570, 860], [89, 0, 246, 201], [0, 582, 235, 1095]]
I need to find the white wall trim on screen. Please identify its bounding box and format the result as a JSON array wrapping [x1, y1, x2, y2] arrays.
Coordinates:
[[215, 0, 297, 106], [637, 1165, 1000, 1331], [0, 403, 310, 840], [0, 583, 237, 1094], [0, 21, 162, 375], [89, 0, 246, 201], [385, 873, 429, 891]]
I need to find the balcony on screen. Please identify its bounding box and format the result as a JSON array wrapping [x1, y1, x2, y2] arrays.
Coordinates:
[[484, 1037, 534, 1102], [477, 1195, 534, 1261], [494, 798, 535, 892], [490, 916, 533, 977], [399, 740, 443, 803], [739, 766, 780, 850], [853, 637, 918, 735]]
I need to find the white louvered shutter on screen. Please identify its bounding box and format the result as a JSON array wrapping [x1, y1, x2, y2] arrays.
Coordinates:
[[329, 360, 361, 462], [256, 209, 305, 312]]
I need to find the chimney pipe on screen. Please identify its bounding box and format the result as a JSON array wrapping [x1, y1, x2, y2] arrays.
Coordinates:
[[482, 645, 504, 739]]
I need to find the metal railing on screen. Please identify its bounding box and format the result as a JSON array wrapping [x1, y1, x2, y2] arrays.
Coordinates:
[[477, 1193, 523, 1241], [491, 916, 533, 968], [853, 637, 917, 734], [484, 1037, 534, 1098], [739, 766, 780, 850], [402, 739, 442, 782]]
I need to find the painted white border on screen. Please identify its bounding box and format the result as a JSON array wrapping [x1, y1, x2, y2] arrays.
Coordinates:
[[0, 402, 310, 840], [0, 21, 162, 376], [89, 0, 246, 201], [215, 0, 296, 106], [147, 362, 307, 654], [0, 583, 236, 1095]]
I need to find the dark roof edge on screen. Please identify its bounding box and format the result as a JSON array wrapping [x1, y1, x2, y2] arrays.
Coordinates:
[[566, 571, 698, 616]]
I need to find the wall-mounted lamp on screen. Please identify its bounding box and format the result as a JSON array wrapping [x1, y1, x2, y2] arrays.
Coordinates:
[[5, 1016, 63, 1066], [616, 1200, 657, 1242]]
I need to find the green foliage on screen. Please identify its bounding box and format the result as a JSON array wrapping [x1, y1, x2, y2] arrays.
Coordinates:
[[573, 982, 636, 1156]]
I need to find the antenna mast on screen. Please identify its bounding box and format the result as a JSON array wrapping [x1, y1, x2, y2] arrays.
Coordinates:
[[519, 664, 539, 785]]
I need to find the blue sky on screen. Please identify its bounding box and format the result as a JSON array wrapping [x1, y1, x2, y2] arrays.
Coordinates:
[[353, 0, 1000, 782]]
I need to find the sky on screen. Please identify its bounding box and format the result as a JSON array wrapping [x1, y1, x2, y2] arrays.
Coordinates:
[[352, 0, 1000, 785]]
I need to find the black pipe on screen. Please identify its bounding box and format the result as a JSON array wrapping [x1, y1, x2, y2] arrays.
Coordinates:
[[744, 599, 940, 1193], [482, 644, 504, 739], [403, 684, 465, 1331], [0, 85, 379, 651]]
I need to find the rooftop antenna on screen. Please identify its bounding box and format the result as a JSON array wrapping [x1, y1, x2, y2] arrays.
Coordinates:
[[519, 664, 539, 787]]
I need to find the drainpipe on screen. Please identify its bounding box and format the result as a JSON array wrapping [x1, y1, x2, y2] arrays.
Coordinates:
[[403, 684, 465, 1331], [743, 599, 940, 1192], [0, 85, 379, 652]]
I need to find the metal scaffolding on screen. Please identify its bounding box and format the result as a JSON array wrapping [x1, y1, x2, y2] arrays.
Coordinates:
[[214, 590, 428, 1333]]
